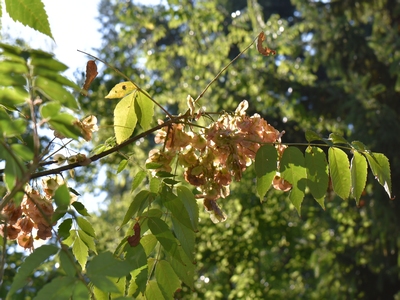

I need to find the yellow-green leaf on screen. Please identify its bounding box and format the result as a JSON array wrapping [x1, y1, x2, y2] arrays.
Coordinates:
[[328, 147, 351, 200], [350, 151, 368, 204], [106, 81, 138, 99], [114, 92, 138, 144]]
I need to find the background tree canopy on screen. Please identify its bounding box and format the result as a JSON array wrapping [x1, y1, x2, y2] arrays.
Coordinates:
[[1, 0, 399, 299]]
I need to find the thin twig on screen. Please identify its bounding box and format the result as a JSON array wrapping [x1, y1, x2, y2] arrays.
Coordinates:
[[194, 35, 259, 104]]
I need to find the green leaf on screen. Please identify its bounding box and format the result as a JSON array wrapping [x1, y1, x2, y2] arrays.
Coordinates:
[[120, 190, 152, 228], [255, 144, 278, 199], [0, 87, 29, 106], [59, 250, 76, 277], [0, 117, 27, 137], [140, 234, 158, 256], [149, 177, 161, 193], [71, 281, 90, 300], [125, 244, 148, 295], [0, 145, 26, 191], [117, 159, 128, 173], [54, 184, 70, 209], [105, 81, 138, 99], [280, 147, 307, 214], [168, 246, 195, 289], [72, 235, 89, 270], [328, 147, 351, 200], [62, 229, 77, 247], [162, 186, 193, 230], [135, 90, 154, 130], [34, 277, 82, 300], [350, 151, 368, 204], [305, 129, 323, 143], [8, 245, 59, 296], [87, 251, 137, 277], [48, 113, 81, 140], [364, 152, 392, 198], [87, 251, 139, 293], [176, 186, 199, 232], [76, 217, 96, 237], [71, 201, 90, 216], [305, 146, 329, 209], [58, 218, 72, 240], [35, 76, 78, 109], [145, 280, 165, 299], [131, 170, 147, 193], [11, 143, 34, 161], [30, 52, 68, 72], [0, 59, 29, 74], [5, 0, 53, 39], [114, 92, 138, 144], [33, 68, 80, 89], [156, 260, 181, 299], [351, 141, 368, 152], [78, 229, 97, 253], [329, 133, 349, 146], [172, 216, 195, 261], [40, 101, 61, 118], [148, 217, 184, 264]]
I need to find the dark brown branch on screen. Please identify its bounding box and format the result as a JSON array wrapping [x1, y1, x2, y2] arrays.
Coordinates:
[[28, 118, 178, 180]]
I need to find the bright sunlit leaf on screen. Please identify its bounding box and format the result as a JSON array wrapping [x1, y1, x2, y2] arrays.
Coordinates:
[[351, 151, 368, 204], [106, 81, 138, 99], [114, 92, 138, 144], [328, 147, 351, 200]]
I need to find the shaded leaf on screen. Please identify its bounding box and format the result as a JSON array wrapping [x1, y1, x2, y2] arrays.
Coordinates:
[[53, 184, 70, 209], [351, 151, 368, 204], [329, 133, 349, 146], [148, 217, 184, 264], [328, 147, 351, 200], [172, 216, 195, 261], [135, 90, 154, 130], [255, 144, 278, 199], [145, 280, 164, 299], [71, 201, 90, 217], [162, 186, 193, 230], [120, 190, 151, 228], [280, 147, 307, 214], [34, 277, 79, 300], [156, 260, 181, 299], [305, 146, 329, 209], [131, 170, 147, 193], [8, 245, 59, 296], [168, 246, 195, 290], [305, 130, 323, 143], [176, 186, 199, 231], [59, 250, 76, 277]]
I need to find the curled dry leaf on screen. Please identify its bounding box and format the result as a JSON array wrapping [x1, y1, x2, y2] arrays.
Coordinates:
[[81, 60, 98, 96], [257, 32, 276, 56]]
